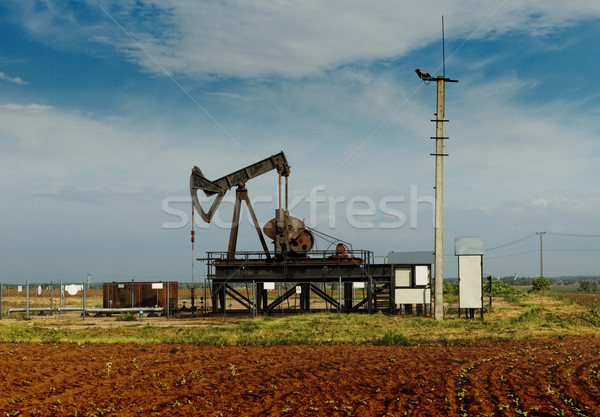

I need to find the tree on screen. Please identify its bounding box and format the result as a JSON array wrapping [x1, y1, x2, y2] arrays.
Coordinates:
[[579, 281, 599, 293], [530, 277, 550, 292]]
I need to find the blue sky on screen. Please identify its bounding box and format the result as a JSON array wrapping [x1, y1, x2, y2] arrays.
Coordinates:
[[1, 0, 600, 284]]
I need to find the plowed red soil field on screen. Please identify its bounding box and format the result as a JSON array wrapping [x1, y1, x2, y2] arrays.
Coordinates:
[[1, 337, 599, 416], [557, 292, 600, 308]]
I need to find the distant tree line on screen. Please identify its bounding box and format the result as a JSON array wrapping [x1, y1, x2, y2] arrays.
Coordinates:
[[443, 280, 523, 297], [578, 280, 600, 293], [498, 276, 600, 286]]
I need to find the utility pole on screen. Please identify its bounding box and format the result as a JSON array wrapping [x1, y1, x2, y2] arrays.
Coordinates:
[[536, 232, 546, 278], [433, 76, 446, 321], [416, 70, 458, 320]]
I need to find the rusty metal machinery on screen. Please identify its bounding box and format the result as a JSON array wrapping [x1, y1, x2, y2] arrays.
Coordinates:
[[263, 215, 314, 256], [190, 151, 314, 259], [190, 152, 432, 316], [190, 152, 289, 223]]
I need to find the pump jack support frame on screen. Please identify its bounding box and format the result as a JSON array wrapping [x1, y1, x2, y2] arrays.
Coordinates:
[[227, 186, 272, 261]]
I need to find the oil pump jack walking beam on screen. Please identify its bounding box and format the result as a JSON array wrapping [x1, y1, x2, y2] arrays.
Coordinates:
[[190, 152, 290, 260]]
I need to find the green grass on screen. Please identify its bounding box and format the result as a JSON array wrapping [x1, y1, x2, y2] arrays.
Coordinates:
[[0, 292, 599, 346], [116, 313, 138, 321], [549, 284, 580, 293]]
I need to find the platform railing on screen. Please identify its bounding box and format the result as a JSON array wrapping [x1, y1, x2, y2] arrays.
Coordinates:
[[205, 249, 375, 265]]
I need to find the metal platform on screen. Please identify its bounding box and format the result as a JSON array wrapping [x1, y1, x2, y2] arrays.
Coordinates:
[[203, 250, 431, 315]]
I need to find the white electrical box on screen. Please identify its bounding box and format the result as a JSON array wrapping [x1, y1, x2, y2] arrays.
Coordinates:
[[458, 255, 482, 308], [394, 268, 412, 287], [395, 288, 431, 304], [415, 265, 429, 286]]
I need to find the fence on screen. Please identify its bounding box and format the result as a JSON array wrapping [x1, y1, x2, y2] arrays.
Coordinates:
[[0, 280, 375, 319], [0, 281, 185, 319]]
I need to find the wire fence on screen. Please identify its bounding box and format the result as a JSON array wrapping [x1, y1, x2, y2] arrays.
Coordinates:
[[0, 279, 403, 319], [0, 281, 191, 320]]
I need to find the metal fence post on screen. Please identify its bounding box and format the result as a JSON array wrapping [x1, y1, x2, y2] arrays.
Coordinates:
[[252, 281, 256, 318], [26, 281, 30, 319], [338, 276, 342, 313], [166, 281, 170, 319], [59, 280, 63, 314], [82, 281, 86, 320]]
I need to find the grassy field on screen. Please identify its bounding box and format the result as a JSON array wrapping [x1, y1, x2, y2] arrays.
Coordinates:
[[0, 289, 598, 346], [2, 286, 599, 416]]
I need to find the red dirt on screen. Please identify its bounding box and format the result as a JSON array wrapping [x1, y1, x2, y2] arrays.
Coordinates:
[[557, 292, 600, 308], [1, 337, 599, 416]]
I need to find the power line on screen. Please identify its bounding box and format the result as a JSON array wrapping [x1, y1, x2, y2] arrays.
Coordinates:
[[486, 232, 600, 253], [486, 249, 539, 260], [545, 248, 600, 252], [546, 232, 600, 238], [487, 234, 536, 251], [485, 247, 600, 261]]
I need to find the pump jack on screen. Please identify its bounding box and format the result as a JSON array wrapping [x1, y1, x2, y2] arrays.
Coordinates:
[[188, 151, 427, 317], [190, 151, 314, 260]]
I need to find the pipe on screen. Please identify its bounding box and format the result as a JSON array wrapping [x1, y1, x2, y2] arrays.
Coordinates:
[[285, 175, 288, 210], [6, 307, 165, 316], [278, 172, 282, 210]]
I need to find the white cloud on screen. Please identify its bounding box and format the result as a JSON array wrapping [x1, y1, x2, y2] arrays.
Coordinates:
[[9, 1, 600, 79], [0, 71, 27, 85], [446, 75, 600, 202], [120, 0, 600, 78], [530, 197, 550, 208], [0, 101, 283, 194], [0, 103, 168, 188]]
